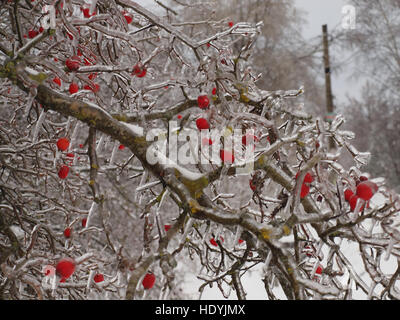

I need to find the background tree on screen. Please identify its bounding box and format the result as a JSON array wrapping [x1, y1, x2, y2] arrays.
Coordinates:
[[0, 0, 399, 300], [339, 0, 400, 191]]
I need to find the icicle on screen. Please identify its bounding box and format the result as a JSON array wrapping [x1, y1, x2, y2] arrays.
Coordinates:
[[367, 282, 376, 300], [108, 140, 119, 165], [32, 109, 46, 142], [96, 135, 105, 153], [163, 57, 171, 74], [354, 152, 371, 166], [384, 236, 395, 261], [135, 180, 162, 192], [180, 217, 194, 244], [65, 117, 73, 136], [160, 286, 169, 299], [23, 93, 36, 119], [87, 270, 95, 290], [86, 201, 98, 228], [70, 121, 81, 149], [232, 225, 242, 249], [134, 170, 148, 203], [351, 198, 365, 223], [264, 251, 272, 268], [156, 190, 169, 237]]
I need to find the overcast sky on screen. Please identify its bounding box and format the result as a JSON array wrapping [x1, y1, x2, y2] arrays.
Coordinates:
[[294, 0, 364, 107]]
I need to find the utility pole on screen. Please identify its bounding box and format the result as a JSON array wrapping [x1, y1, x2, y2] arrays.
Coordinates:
[[322, 24, 335, 150]]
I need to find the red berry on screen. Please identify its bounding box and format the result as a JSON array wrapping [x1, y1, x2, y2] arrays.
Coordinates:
[[304, 172, 314, 183], [300, 183, 310, 199], [77, 49, 83, 56], [82, 7, 91, 18], [295, 172, 314, 184], [124, 14, 133, 24], [132, 63, 147, 77], [82, 218, 87, 227], [118, 144, 125, 150], [220, 149, 234, 164], [228, 21, 234, 27], [69, 82, 79, 94], [88, 73, 97, 80], [79, 144, 84, 149], [142, 273, 156, 289], [210, 236, 224, 247], [64, 227, 71, 238], [356, 181, 378, 201], [136, 68, 147, 78], [238, 239, 244, 244], [360, 176, 368, 181], [83, 83, 100, 93], [132, 64, 142, 75], [344, 189, 354, 202], [94, 273, 104, 283], [39, 27, 44, 33], [349, 194, 364, 212], [196, 118, 210, 130], [66, 153, 74, 158], [177, 114, 182, 120], [53, 77, 62, 87], [58, 165, 69, 179], [210, 238, 218, 247], [66, 58, 80, 71], [56, 258, 75, 280], [164, 225, 171, 232], [197, 95, 210, 109], [249, 180, 256, 191], [315, 265, 323, 275], [212, 87, 217, 95], [57, 138, 70, 151], [28, 29, 38, 39]]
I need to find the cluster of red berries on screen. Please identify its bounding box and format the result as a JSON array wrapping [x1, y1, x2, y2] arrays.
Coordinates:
[[63, 218, 87, 240], [197, 91, 259, 165], [26, 27, 44, 39], [122, 11, 133, 24], [56, 138, 72, 179], [81, 6, 96, 18], [209, 236, 224, 247], [55, 258, 105, 284], [344, 177, 378, 212], [65, 56, 81, 72]]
